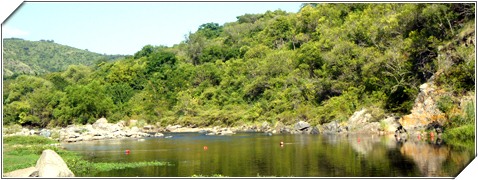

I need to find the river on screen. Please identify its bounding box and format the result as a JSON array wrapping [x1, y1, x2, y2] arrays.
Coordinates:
[[62, 132, 474, 177]]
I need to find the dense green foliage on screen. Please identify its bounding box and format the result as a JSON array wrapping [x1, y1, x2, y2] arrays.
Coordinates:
[[2, 38, 125, 78], [3, 135, 170, 175], [2, 3, 475, 128]]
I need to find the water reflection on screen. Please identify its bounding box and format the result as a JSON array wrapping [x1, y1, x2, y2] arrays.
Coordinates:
[[346, 134, 473, 177], [63, 133, 473, 177]]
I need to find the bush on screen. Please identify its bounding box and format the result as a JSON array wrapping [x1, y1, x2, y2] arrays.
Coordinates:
[[444, 124, 475, 143], [437, 95, 455, 114]]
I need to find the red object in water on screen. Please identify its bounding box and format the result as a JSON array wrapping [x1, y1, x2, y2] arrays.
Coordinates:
[[418, 134, 421, 140], [125, 149, 130, 154], [357, 137, 361, 143], [203, 146, 208, 150]]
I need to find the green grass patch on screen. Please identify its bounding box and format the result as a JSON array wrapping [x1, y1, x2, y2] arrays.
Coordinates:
[[3, 135, 171, 176], [3, 136, 62, 173], [67, 157, 172, 176], [3, 153, 40, 173], [3, 135, 57, 145]]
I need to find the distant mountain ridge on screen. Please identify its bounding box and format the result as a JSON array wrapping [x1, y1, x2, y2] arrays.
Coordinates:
[[2, 38, 125, 77]]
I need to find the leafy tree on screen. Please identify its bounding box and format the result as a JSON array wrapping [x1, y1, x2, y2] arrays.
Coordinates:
[[197, 22, 223, 39]]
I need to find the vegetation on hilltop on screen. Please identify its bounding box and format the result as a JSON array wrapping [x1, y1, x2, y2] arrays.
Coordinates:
[[2, 4, 475, 132], [2, 38, 125, 78]]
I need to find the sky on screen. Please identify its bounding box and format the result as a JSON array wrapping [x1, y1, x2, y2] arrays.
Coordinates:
[[2, 2, 302, 55]]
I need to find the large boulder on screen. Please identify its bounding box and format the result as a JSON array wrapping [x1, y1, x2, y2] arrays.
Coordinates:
[[308, 126, 320, 134], [35, 149, 74, 177], [322, 120, 348, 134], [347, 109, 372, 131], [294, 121, 310, 131], [92, 118, 110, 131]]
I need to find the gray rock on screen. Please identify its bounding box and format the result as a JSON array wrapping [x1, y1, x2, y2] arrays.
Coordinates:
[[40, 129, 51, 138], [36, 149, 74, 177], [294, 121, 311, 131], [309, 126, 320, 134], [322, 121, 347, 134], [143, 125, 155, 132], [347, 109, 374, 132], [154, 132, 164, 137], [220, 129, 234, 135], [93, 118, 110, 131], [198, 130, 210, 134]]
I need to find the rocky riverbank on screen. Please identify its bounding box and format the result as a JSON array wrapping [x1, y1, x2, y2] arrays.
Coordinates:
[[3, 82, 463, 143], [2, 115, 402, 143]]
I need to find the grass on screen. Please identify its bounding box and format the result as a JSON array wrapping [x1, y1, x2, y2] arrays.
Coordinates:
[[443, 124, 475, 150], [3, 135, 57, 145], [3, 135, 171, 176]]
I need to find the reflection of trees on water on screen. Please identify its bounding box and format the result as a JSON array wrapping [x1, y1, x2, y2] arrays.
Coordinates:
[[345, 135, 470, 177], [399, 141, 450, 176]]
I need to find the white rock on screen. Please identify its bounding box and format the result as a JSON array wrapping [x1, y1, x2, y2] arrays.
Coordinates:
[[36, 150, 74, 177]]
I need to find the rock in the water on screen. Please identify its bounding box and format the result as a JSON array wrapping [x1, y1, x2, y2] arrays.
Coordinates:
[[309, 126, 320, 134], [220, 129, 234, 135], [36, 149, 75, 177], [3, 167, 38, 177], [198, 130, 209, 134], [294, 121, 310, 131], [154, 132, 164, 137]]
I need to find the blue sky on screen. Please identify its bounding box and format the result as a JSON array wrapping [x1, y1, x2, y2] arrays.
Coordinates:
[[2, 2, 302, 55]]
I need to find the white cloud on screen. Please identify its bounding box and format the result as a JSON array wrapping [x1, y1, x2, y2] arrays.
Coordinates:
[[2, 26, 29, 38]]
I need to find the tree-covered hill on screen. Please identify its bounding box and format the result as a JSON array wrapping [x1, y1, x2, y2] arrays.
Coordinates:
[[2, 3, 475, 131], [2, 38, 125, 78]]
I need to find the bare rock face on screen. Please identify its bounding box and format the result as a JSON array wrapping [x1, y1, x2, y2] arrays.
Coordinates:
[[35, 149, 75, 177], [399, 83, 447, 131], [381, 116, 402, 133], [347, 109, 373, 132]]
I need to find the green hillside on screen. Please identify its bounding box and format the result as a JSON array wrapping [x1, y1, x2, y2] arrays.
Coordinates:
[[2, 38, 125, 78], [2, 3, 475, 131]]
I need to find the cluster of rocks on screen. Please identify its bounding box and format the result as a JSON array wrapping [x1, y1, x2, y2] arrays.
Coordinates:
[[3, 149, 74, 177], [198, 127, 235, 136], [61, 118, 160, 143]]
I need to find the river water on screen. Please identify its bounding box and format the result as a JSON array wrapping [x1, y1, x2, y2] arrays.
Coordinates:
[[62, 132, 474, 177]]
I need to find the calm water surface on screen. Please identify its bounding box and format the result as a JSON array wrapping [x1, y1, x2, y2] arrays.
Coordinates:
[[62, 132, 474, 177]]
